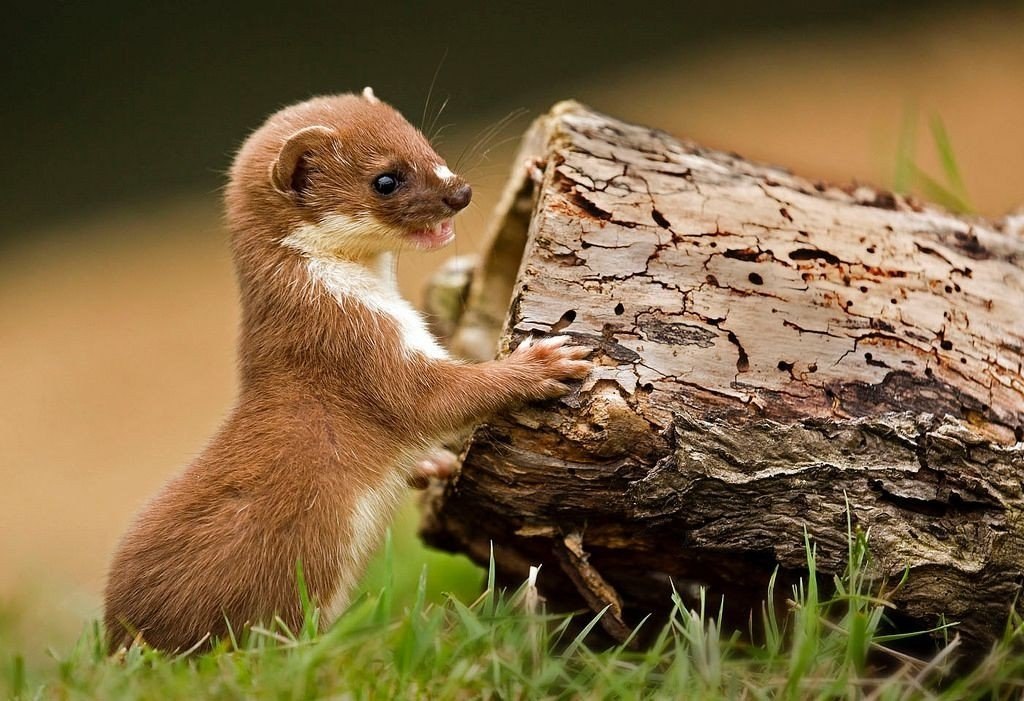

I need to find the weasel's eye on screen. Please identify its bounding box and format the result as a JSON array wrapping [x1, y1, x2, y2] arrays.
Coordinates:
[[372, 173, 400, 195]]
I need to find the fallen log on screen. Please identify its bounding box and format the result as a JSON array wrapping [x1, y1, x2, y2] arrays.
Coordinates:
[[421, 102, 1024, 649]]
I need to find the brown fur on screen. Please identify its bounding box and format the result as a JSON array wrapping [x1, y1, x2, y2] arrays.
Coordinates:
[[103, 92, 590, 653]]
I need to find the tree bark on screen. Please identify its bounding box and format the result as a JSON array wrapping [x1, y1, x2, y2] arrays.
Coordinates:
[[421, 102, 1024, 649]]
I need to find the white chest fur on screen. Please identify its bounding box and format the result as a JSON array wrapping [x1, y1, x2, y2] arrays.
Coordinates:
[[322, 469, 409, 622], [305, 254, 449, 360]]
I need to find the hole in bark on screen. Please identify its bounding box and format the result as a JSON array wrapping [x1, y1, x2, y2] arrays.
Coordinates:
[[727, 331, 750, 372], [705, 274, 719, 286], [864, 352, 873, 360], [748, 272, 764, 285], [960, 357, 967, 364], [808, 363, 818, 373], [551, 310, 577, 332], [724, 248, 762, 262], [709, 241, 717, 248], [789, 248, 841, 265], [859, 286, 868, 293], [890, 298, 898, 305], [642, 382, 654, 392], [945, 285, 953, 293], [613, 303, 624, 315], [866, 191, 898, 210], [777, 360, 794, 372], [866, 245, 876, 254], [925, 367, 934, 377], [1015, 426, 1023, 442], [940, 340, 953, 351], [570, 192, 614, 221], [953, 230, 988, 258], [869, 480, 949, 517], [651, 208, 671, 229]]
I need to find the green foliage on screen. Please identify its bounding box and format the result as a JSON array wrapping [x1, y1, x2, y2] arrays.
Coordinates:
[[4, 506, 1024, 700], [894, 108, 973, 213]]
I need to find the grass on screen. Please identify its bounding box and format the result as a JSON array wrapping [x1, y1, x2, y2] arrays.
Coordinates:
[[4, 502, 1024, 700], [893, 109, 974, 214]]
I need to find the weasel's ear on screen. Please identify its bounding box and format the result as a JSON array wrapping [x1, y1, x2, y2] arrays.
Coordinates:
[[270, 125, 336, 197]]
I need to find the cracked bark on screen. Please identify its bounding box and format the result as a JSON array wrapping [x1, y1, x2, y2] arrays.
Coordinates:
[[421, 102, 1024, 650]]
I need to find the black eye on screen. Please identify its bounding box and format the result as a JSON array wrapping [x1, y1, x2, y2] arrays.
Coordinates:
[[372, 173, 400, 195]]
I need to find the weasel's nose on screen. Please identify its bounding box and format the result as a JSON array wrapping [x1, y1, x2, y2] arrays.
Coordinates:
[[443, 184, 472, 212]]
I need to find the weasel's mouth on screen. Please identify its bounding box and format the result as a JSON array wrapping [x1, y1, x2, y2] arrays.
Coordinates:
[[406, 219, 455, 250]]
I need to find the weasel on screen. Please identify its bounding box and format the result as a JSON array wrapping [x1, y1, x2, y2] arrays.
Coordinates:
[[103, 89, 591, 652]]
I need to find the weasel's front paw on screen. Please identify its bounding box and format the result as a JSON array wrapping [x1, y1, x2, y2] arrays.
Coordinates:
[[510, 335, 593, 399], [407, 448, 459, 489]]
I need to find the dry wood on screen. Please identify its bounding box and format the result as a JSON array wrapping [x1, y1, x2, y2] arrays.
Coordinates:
[[421, 102, 1024, 649]]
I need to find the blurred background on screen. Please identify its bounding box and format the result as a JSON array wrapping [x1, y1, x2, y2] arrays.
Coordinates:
[[2, 1, 1022, 658]]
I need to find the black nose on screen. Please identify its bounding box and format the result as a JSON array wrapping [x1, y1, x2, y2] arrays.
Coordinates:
[[443, 184, 472, 212]]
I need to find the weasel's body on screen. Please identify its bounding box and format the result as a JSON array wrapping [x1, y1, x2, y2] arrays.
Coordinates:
[[103, 91, 590, 652]]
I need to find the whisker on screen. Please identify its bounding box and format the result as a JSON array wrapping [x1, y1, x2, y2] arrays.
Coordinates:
[[454, 108, 528, 173], [459, 133, 528, 176], [421, 48, 449, 131], [430, 122, 456, 149], [428, 96, 452, 141]]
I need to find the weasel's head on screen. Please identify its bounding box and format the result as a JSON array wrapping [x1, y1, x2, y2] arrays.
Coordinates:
[[227, 89, 472, 260]]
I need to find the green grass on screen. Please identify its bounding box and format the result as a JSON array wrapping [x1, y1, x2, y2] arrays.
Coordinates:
[[893, 109, 974, 214], [4, 503, 1024, 700]]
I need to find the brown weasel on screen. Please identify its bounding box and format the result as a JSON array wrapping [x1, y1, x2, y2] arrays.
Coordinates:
[[103, 89, 591, 653]]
